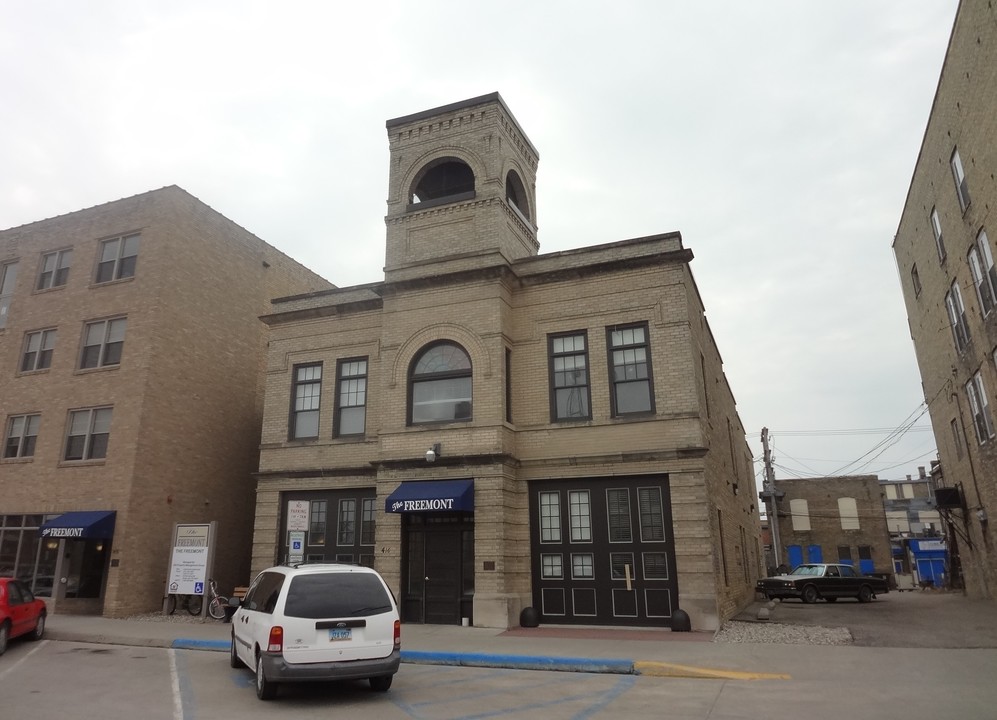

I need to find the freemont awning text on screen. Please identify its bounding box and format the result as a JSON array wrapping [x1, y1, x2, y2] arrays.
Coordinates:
[[391, 498, 456, 512]]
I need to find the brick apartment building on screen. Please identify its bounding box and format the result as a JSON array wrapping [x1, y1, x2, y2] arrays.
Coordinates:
[[250, 93, 761, 631], [771, 476, 893, 578], [0, 186, 331, 616], [892, 0, 997, 599]]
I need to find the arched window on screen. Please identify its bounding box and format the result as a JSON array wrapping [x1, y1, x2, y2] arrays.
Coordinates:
[[410, 159, 475, 208], [409, 342, 472, 424], [505, 169, 530, 220]]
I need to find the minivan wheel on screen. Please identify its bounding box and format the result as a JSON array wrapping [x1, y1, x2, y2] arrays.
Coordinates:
[[369, 674, 393, 692], [255, 653, 277, 700]]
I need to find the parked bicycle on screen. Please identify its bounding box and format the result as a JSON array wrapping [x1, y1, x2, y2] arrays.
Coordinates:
[[166, 592, 203, 616], [206, 578, 229, 620]]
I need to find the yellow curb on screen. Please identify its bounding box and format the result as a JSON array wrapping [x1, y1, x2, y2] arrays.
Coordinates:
[[633, 661, 791, 681]]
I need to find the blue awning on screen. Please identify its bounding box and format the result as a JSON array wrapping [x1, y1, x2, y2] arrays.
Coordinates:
[[40, 511, 116, 539], [385, 479, 474, 513]]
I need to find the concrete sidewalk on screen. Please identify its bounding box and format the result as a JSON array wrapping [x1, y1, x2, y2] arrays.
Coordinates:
[[43, 613, 787, 680]]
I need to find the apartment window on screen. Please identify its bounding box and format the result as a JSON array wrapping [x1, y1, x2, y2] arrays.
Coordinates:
[[951, 148, 971, 212], [80, 318, 126, 369], [334, 358, 367, 436], [0, 261, 17, 329], [838, 497, 860, 530], [290, 364, 322, 439], [21, 329, 57, 372], [607, 323, 654, 416], [37, 249, 72, 290], [541, 554, 563, 579], [945, 282, 971, 352], [930, 208, 945, 262], [790, 498, 811, 531], [95, 233, 140, 283], [409, 342, 472, 424], [966, 371, 995, 444], [64, 407, 112, 461], [571, 553, 594, 579], [910, 264, 922, 297], [606, 489, 633, 542], [4, 414, 40, 459], [549, 332, 591, 421], [969, 230, 996, 316], [837, 546, 853, 565]]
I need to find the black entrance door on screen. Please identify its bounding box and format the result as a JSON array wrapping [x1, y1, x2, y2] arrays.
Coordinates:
[[401, 512, 474, 624], [424, 530, 461, 624]]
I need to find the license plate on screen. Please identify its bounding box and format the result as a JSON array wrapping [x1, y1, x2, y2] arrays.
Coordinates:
[[328, 628, 352, 642]]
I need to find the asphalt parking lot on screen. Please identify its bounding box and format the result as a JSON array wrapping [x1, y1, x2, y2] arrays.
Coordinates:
[[753, 588, 997, 648]]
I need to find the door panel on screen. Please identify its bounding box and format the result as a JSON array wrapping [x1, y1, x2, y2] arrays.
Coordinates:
[[424, 530, 461, 624]]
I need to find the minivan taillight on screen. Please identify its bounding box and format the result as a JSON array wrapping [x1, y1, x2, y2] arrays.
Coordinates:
[[393, 620, 401, 648], [267, 626, 284, 653]]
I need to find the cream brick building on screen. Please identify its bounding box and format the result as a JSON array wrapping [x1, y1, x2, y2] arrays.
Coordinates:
[[252, 94, 761, 630], [893, 0, 997, 599], [0, 186, 331, 616]]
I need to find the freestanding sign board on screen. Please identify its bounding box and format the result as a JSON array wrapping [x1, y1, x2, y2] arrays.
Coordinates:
[[167, 523, 213, 597]]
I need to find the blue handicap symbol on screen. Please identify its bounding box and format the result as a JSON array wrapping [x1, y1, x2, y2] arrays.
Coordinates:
[[194, 582, 203, 594]]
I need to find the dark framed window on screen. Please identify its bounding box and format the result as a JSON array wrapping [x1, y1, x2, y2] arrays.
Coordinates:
[[549, 332, 591, 421], [290, 363, 322, 440], [409, 342, 472, 424], [334, 358, 367, 437], [945, 282, 971, 352], [80, 318, 126, 369], [5, 414, 40, 459], [309, 500, 327, 546], [37, 249, 72, 290], [95, 234, 140, 283], [21, 329, 56, 372], [539, 491, 561, 543], [606, 489, 633, 542], [607, 323, 654, 416], [361, 499, 376, 545], [64, 407, 112, 461], [837, 546, 852, 564], [338, 499, 356, 545], [638, 487, 665, 542]]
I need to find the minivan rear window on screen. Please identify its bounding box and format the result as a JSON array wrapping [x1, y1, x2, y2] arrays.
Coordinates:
[[284, 573, 393, 619]]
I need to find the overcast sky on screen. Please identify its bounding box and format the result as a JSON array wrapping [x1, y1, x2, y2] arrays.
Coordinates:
[[2, 1, 960, 488]]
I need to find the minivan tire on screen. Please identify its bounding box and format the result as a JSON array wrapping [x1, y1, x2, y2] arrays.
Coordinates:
[[256, 653, 277, 700]]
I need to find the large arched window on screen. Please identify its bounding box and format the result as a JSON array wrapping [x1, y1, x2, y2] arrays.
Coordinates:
[[409, 342, 472, 424], [409, 159, 475, 211], [505, 169, 530, 221]]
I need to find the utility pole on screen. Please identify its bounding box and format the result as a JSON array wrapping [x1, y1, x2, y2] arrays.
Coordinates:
[[759, 427, 783, 569]]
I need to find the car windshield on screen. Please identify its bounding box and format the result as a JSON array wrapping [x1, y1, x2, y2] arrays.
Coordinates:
[[284, 573, 393, 619], [789, 565, 823, 576]]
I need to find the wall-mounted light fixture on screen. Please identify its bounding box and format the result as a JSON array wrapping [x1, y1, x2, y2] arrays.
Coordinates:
[[425, 443, 441, 463]]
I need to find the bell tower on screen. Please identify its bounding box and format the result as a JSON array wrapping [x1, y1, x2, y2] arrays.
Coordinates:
[[383, 93, 539, 281]]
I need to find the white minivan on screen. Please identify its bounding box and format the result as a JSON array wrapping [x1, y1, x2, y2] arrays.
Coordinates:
[[230, 563, 401, 700]]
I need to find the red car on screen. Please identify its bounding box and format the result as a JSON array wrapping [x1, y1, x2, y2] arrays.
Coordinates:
[[0, 577, 47, 655]]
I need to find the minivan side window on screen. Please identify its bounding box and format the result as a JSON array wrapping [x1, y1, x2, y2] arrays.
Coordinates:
[[245, 572, 285, 614]]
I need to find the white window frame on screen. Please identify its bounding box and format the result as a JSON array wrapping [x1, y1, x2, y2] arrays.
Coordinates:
[[0, 261, 18, 329], [37, 249, 73, 290], [21, 329, 57, 372], [966, 371, 995, 444], [64, 407, 113, 461], [80, 317, 126, 369], [951, 148, 971, 212], [930, 207, 945, 262], [4, 414, 40, 459], [95, 233, 140, 283], [946, 281, 971, 352]]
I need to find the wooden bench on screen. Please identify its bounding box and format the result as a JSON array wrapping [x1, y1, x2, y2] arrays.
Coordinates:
[[233, 586, 249, 601]]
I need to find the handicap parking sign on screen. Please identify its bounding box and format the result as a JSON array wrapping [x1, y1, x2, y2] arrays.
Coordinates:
[[194, 581, 203, 594], [292, 539, 302, 551]]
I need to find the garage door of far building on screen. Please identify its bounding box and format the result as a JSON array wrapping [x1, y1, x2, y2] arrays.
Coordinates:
[[529, 476, 677, 627]]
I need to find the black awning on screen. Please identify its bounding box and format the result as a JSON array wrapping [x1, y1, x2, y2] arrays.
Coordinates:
[[385, 479, 474, 513], [39, 510, 116, 539]]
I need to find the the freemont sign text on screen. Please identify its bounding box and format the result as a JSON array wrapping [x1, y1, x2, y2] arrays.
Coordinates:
[[391, 498, 456, 512], [43, 527, 84, 538]]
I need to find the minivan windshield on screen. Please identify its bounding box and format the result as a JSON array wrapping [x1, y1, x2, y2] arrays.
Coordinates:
[[284, 573, 393, 619]]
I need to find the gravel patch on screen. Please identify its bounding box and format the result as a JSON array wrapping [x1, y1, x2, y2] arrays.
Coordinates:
[[715, 620, 853, 645]]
